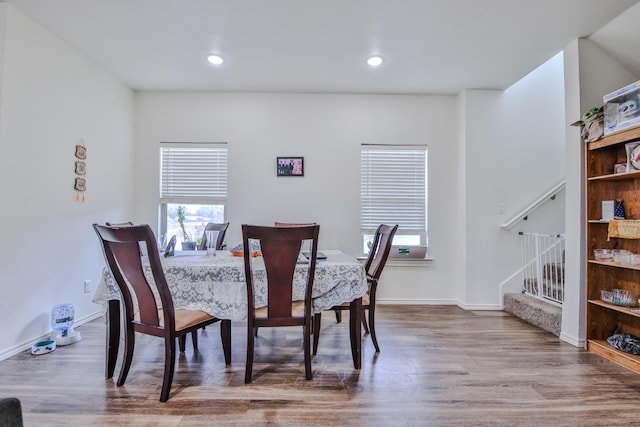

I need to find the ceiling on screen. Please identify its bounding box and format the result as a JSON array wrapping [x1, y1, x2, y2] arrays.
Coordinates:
[[6, 0, 640, 94]]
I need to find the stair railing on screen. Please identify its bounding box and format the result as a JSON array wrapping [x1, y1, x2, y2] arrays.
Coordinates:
[[500, 180, 565, 230], [519, 232, 565, 306]]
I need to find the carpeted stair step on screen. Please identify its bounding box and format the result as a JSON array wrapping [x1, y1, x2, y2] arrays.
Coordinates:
[[503, 293, 561, 337]]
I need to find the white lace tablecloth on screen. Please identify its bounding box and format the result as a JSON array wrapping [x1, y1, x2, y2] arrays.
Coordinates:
[[93, 250, 367, 321]]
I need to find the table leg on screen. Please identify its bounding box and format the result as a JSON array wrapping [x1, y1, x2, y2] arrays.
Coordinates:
[[105, 299, 120, 379], [349, 297, 362, 369]]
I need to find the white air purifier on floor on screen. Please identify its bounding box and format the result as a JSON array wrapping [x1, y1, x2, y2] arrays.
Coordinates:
[[50, 303, 81, 346]]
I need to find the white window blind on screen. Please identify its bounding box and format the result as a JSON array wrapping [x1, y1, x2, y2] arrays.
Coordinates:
[[361, 145, 427, 238], [160, 143, 228, 203]]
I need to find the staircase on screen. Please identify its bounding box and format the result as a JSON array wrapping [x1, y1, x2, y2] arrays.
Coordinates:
[[503, 292, 561, 337], [503, 233, 564, 337]]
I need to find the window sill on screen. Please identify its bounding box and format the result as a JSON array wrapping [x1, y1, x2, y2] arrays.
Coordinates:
[[357, 257, 433, 267]]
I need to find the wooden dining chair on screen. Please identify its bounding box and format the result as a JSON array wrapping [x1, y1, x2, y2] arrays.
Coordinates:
[[163, 235, 176, 257], [93, 223, 231, 402], [248, 222, 317, 339], [313, 223, 398, 354], [242, 224, 320, 383], [197, 222, 230, 250], [274, 221, 316, 227], [0, 398, 23, 427]]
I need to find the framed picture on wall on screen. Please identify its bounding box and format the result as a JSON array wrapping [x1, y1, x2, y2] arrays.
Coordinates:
[[277, 157, 304, 177]]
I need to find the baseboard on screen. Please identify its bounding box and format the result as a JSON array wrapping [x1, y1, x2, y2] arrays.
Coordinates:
[[376, 298, 457, 305], [376, 298, 503, 310], [560, 332, 585, 348], [456, 302, 504, 310], [0, 310, 102, 361]]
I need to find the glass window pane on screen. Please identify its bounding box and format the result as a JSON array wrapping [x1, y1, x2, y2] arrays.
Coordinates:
[[167, 203, 225, 247]]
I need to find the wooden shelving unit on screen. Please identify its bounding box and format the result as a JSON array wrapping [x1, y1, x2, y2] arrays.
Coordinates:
[[586, 126, 640, 374]]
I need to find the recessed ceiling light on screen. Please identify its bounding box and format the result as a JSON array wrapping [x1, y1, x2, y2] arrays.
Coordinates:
[[367, 56, 383, 67], [207, 54, 224, 65]]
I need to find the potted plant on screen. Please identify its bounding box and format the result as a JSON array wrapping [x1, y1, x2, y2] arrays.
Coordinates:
[[177, 205, 196, 250]]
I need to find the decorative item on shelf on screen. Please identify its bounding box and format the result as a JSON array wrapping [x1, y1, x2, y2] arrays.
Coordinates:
[[602, 200, 615, 220], [50, 303, 81, 346], [625, 142, 640, 171], [607, 328, 640, 355], [604, 80, 640, 136], [614, 162, 627, 174], [615, 199, 626, 219], [593, 248, 613, 261], [601, 289, 638, 307], [571, 106, 604, 143], [612, 249, 632, 264], [74, 140, 87, 203], [608, 219, 640, 239]]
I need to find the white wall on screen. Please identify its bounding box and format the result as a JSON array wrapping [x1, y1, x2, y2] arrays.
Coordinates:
[[454, 92, 468, 303], [134, 92, 463, 304], [459, 53, 567, 307], [134, 76, 567, 311], [0, 4, 134, 358], [0, 3, 6, 125]]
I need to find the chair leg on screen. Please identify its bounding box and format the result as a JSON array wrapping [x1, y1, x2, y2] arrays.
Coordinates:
[[304, 320, 312, 380], [220, 319, 232, 365], [369, 304, 379, 353], [253, 327, 258, 337], [160, 335, 177, 402], [106, 299, 120, 379], [335, 310, 342, 323], [117, 325, 135, 387], [245, 320, 255, 384], [362, 311, 370, 334], [313, 313, 322, 355], [179, 335, 187, 352], [349, 298, 362, 370]]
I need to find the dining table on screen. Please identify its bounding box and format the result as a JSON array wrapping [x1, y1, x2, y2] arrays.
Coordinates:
[[93, 249, 367, 377]]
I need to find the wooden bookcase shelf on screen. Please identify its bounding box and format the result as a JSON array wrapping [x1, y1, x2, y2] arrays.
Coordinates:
[[587, 259, 640, 271], [588, 299, 640, 317], [586, 126, 640, 373], [587, 169, 640, 182], [587, 339, 640, 374]]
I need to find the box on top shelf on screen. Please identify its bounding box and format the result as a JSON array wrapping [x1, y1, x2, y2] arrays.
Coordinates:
[[604, 80, 640, 135]]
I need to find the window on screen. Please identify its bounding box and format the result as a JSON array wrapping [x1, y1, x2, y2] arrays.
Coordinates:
[[360, 145, 427, 253], [159, 143, 228, 248]]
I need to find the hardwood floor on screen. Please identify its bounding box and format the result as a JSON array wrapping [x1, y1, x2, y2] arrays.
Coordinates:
[[3, 305, 640, 426]]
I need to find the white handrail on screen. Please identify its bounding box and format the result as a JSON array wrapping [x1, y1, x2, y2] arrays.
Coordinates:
[[500, 180, 566, 230]]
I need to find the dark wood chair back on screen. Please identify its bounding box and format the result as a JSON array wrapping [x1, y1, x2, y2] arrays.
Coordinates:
[[164, 235, 176, 257], [94, 224, 169, 330], [0, 398, 23, 427], [365, 224, 399, 281], [197, 222, 230, 250], [93, 223, 230, 401], [105, 221, 134, 226], [312, 223, 398, 355], [274, 221, 316, 228], [242, 224, 320, 382]]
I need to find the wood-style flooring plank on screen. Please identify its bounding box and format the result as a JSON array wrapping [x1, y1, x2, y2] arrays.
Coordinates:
[[2, 305, 640, 426]]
